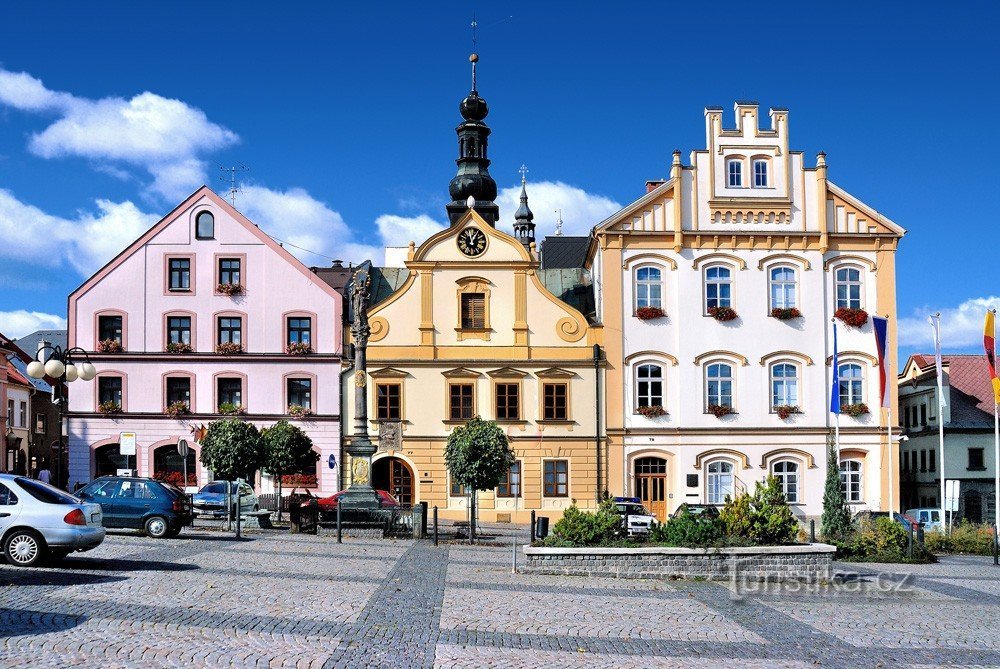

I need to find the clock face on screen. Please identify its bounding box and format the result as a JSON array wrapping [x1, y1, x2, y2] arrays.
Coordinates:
[[457, 227, 487, 257]]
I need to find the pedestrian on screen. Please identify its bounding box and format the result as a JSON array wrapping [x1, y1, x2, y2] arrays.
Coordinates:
[[37, 461, 51, 484]]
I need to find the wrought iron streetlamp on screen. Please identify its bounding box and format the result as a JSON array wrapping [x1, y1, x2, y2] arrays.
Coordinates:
[[25, 345, 97, 489]]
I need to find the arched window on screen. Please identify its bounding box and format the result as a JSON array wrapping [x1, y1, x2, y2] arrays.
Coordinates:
[[772, 460, 799, 503], [705, 266, 732, 311], [726, 159, 743, 187], [770, 363, 799, 408], [153, 443, 197, 487], [753, 158, 769, 188], [635, 364, 664, 409], [839, 363, 864, 406], [840, 459, 863, 503], [706, 362, 734, 409], [706, 460, 734, 504], [769, 266, 797, 310], [835, 267, 863, 310], [635, 266, 663, 309], [195, 211, 215, 239]]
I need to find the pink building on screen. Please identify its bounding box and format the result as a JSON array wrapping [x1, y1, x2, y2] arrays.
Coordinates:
[[66, 187, 344, 494]]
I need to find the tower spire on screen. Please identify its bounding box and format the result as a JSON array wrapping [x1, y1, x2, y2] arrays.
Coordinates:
[[513, 164, 535, 249]]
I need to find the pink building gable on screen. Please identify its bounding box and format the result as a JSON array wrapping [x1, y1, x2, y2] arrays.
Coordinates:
[[66, 187, 344, 494]]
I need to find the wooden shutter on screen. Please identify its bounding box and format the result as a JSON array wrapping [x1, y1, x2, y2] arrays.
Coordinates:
[[461, 293, 486, 329]]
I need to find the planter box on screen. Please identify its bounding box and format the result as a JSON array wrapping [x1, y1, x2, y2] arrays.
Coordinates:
[[522, 543, 836, 582]]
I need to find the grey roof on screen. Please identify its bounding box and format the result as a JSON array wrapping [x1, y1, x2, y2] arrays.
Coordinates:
[[13, 329, 67, 357], [344, 262, 412, 323], [5, 355, 51, 393], [538, 268, 597, 325], [540, 236, 591, 270]]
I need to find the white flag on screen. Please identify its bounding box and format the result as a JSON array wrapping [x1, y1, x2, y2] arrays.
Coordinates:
[[928, 314, 947, 407]]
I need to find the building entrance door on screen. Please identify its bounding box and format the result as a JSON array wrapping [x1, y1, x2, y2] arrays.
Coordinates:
[[634, 457, 668, 521], [372, 457, 413, 507]]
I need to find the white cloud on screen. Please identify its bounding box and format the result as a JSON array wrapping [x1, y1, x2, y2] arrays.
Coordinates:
[[0, 310, 66, 339], [496, 181, 621, 238], [899, 296, 1000, 350], [0, 188, 157, 276], [0, 69, 238, 201], [375, 214, 446, 248]]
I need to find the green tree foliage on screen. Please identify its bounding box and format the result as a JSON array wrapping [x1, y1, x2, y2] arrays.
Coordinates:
[[650, 509, 725, 547], [719, 476, 799, 546], [547, 499, 625, 546], [261, 420, 316, 480], [199, 418, 263, 482], [444, 417, 515, 491], [821, 439, 852, 540], [924, 521, 997, 555]]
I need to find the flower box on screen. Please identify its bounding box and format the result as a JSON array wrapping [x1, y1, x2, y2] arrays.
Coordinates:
[[165, 401, 190, 418], [165, 342, 193, 353], [774, 404, 801, 420], [834, 307, 869, 328], [218, 402, 246, 416], [708, 306, 738, 322], [286, 342, 314, 355], [217, 282, 243, 296], [771, 307, 802, 321], [97, 401, 122, 415], [288, 404, 314, 419], [97, 339, 123, 353], [636, 405, 666, 418], [153, 471, 197, 487], [841, 403, 870, 417], [280, 473, 318, 487], [635, 306, 666, 321], [707, 404, 734, 418], [215, 342, 244, 355]]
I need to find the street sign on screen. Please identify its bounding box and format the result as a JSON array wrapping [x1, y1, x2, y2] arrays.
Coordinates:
[[328, 453, 337, 470], [119, 432, 137, 456], [945, 479, 961, 512], [177, 439, 190, 457]]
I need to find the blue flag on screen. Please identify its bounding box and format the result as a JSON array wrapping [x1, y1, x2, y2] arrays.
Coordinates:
[[830, 322, 840, 414]]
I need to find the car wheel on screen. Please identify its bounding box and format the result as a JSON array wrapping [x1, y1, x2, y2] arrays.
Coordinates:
[[4, 529, 47, 567], [144, 516, 169, 539]]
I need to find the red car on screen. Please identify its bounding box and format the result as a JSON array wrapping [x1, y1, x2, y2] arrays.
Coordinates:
[[315, 489, 399, 515]]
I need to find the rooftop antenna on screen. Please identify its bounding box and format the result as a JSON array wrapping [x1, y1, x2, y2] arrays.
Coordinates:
[[220, 163, 249, 208], [555, 209, 563, 236]]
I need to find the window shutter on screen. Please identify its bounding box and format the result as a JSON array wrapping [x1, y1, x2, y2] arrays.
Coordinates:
[[461, 293, 486, 329]]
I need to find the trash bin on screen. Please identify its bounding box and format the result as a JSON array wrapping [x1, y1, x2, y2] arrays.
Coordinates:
[[288, 493, 306, 533], [534, 516, 549, 540]]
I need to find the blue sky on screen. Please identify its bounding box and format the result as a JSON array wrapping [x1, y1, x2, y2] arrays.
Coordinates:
[[0, 2, 997, 357]]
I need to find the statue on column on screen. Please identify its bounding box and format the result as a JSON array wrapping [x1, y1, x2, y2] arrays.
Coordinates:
[[341, 270, 379, 508]]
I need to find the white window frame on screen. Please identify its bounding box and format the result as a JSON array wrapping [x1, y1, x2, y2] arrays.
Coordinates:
[[840, 459, 863, 503], [834, 266, 864, 310], [634, 265, 663, 310], [753, 158, 769, 188], [770, 362, 800, 409], [635, 363, 664, 410], [772, 460, 800, 503], [705, 362, 734, 410], [838, 362, 865, 406], [726, 158, 743, 187], [706, 460, 735, 505], [704, 265, 733, 312], [768, 265, 797, 310]]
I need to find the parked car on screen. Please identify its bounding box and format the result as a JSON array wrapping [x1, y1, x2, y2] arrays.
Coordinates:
[[904, 508, 943, 532], [671, 503, 721, 519], [316, 489, 399, 518], [192, 481, 259, 519], [77, 476, 192, 538], [612, 497, 656, 536], [853, 510, 918, 532], [0, 473, 105, 566]]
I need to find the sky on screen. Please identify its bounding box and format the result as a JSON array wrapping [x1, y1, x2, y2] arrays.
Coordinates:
[[0, 2, 997, 360]]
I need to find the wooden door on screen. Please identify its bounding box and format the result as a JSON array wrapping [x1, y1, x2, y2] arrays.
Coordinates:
[[388, 459, 413, 507], [634, 457, 668, 521]]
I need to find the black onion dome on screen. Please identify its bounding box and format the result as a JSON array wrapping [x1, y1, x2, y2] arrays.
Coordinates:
[[449, 171, 498, 202], [460, 92, 489, 121]]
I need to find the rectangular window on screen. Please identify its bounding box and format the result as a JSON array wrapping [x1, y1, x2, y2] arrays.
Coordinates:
[[287, 378, 312, 410], [376, 383, 401, 420], [450, 477, 468, 497], [543, 460, 569, 497], [98, 315, 123, 343], [217, 377, 242, 409], [727, 160, 742, 187], [166, 377, 191, 406], [495, 383, 520, 421], [168, 258, 191, 291], [167, 316, 192, 345], [929, 449, 936, 472], [904, 407, 911, 429], [34, 412, 45, 434], [18, 402, 26, 428], [920, 404, 927, 426], [460, 293, 486, 329], [497, 461, 522, 498], [5, 400, 11, 427], [287, 317, 312, 345], [753, 159, 768, 187], [542, 383, 568, 421], [98, 376, 123, 406], [217, 317, 242, 345], [920, 450, 927, 472], [969, 448, 985, 470], [449, 383, 474, 421], [218, 258, 241, 286]]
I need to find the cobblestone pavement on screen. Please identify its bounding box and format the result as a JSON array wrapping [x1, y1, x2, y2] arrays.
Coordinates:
[[2, 526, 1000, 668]]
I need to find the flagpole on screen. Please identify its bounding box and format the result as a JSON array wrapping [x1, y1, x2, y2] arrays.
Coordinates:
[[887, 352, 894, 515], [993, 309, 999, 536], [930, 313, 947, 531]]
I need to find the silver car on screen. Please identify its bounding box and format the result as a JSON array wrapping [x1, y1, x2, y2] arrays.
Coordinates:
[[0, 474, 105, 567]]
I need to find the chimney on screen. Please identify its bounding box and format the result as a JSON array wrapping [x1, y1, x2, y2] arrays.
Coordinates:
[[331, 259, 343, 269]]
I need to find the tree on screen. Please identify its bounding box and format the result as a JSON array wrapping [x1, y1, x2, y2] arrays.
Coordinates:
[[821, 437, 853, 540], [444, 417, 516, 543], [199, 419, 263, 529], [261, 420, 317, 521]]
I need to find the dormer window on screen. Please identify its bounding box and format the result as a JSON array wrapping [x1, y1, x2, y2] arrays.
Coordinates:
[[753, 159, 769, 188], [195, 211, 215, 239], [727, 159, 743, 187]]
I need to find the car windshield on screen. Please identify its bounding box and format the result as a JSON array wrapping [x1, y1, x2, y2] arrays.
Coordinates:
[[15, 477, 80, 505], [201, 483, 233, 494]]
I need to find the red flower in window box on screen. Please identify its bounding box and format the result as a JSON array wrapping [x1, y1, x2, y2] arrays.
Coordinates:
[[834, 307, 869, 328], [770, 307, 802, 321], [841, 403, 870, 417], [280, 473, 317, 487], [215, 342, 244, 355], [635, 306, 666, 321], [165, 342, 193, 353], [153, 470, 197, 487], [708, 306, 738, 322], [165, 401, 190, 418], [285, 342, 314, 355], [636, 405, 666, 418], [287, 404, 314, 419], [774, 404, 801, 420], [97, 401, 122, 415], [217, 282, 243, 296], [707, 403, 734, 418], [97, 339, 123, 353]]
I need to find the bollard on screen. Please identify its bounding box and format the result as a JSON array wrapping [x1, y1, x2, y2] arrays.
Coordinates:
[[511, 535, 517, 574], [337, 502, 343, 544], [235, 485, 242, 540], [433, 506, 439, 546], [530, 509, 536, 544], [809, 519, 815, 543], [907, 524, 914, 559], [994, 524, 999, 566]]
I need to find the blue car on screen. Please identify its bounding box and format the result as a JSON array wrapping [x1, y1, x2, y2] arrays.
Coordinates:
[[192, 481, 259, 519], [77, 476, 192, 538]]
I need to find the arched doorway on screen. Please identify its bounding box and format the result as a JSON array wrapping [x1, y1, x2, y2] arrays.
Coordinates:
[[634, 456, 668, 520], [152, 443, 197, 488], [372, 457, 413, 507], [94, 443, 127, 478]]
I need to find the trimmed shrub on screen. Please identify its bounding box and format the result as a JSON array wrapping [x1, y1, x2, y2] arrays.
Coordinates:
[[544, 499, 626, 547], [925, 522, 996, 555], [836, 516, 934, 563], [719, 476, 799, 546], [651, 509, 727, 547]]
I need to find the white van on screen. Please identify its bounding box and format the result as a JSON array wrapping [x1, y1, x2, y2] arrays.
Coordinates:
[[904, 508, 943, 532]]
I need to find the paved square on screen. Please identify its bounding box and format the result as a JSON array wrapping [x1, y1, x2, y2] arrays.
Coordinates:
[[1, 528, 999, 668]]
